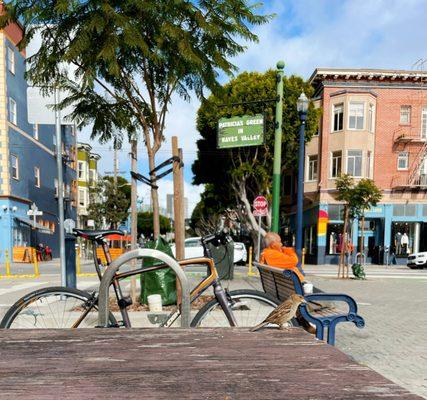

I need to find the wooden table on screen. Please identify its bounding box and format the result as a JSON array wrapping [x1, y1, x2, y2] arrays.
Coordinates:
[[0, 328, 421, 399]]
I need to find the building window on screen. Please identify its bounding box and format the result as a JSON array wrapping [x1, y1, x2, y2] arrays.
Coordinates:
[[400, 105, 411, 125], [368, 104, 375, 133], [348, 102, 364, 130], [397, 152, 409, 170], [7, 46, 15, 74], [33, 124, 39, 140], [54, 178, 59, 197], [78, 162, 85, 179], [34, 167, 40, 188], [9, 97, 17, 125], [11, 154, 19, 180], [89, 169, 95, 182], [331, 151, 342, 178], [332, 103, 344, 132], [347, 150, 362, 177], [307, 155, 318, 181], [79, 189, 85, 207], [366, 151, 372, 178], [421, 107, 427, 139]]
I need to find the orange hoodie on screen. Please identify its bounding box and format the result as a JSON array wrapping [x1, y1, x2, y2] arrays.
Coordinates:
[[260, 243, 305, 282]]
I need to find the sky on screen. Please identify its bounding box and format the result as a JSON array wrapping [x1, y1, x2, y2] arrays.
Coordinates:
[[74, 0, 427, 215]]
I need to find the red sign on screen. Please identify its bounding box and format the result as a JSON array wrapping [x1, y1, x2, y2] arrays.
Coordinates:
[[253, 196, 268, 217]]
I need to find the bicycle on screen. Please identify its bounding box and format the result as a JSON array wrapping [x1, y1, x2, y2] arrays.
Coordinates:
[[1, 229, 279, 329]]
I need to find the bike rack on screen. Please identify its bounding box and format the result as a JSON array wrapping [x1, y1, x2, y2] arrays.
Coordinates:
[[97, 249, 191, 328]]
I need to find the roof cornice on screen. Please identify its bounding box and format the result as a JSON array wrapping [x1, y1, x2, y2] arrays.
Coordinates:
[[309, 68, 427, 85]]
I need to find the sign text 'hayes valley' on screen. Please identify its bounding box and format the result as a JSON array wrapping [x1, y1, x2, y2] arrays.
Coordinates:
[[217, 114, 264, 149]]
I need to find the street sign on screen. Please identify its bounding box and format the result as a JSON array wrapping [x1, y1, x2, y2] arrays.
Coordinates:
[[64, 219, 76, 233], [253, 195, 268, 262], [27, 210, 43, 216], [217, 114, 264, 149], [253, 209, 268, 217], [253, 195, 268, 214]]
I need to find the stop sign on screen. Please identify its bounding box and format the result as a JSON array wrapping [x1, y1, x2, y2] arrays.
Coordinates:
[[253, 195, 268, 216]]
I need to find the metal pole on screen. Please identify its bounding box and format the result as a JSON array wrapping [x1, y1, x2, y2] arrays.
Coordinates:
[[296, 112, 306, 271], [54, 87, 66, 287], [271, 61, 285, 233], [257, 215, 262, 261], [129, 139, 138, 303]]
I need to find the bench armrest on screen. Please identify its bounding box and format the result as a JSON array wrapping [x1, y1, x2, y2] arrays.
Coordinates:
[[304, 293, 359, 315]]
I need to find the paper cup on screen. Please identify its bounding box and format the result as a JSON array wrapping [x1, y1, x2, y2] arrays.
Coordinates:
[[147, 294, 162, 312], [303, 283, 313, 295]]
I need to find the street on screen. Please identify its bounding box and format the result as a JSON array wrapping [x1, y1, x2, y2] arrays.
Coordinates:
[[0, 261, 426, 398]]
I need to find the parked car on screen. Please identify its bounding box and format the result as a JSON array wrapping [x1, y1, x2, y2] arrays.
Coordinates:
[[407, 252, 427, 269], [171, 237, 247, 264]]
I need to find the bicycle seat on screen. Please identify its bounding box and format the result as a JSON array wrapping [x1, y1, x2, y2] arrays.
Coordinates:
[[73, 229, 125, 240]]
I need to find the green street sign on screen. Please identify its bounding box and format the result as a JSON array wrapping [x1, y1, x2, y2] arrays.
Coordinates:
[[217, 114, 264, 149]]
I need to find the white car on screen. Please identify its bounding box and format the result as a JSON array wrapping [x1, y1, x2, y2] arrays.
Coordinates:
[[171, 237, 247, 264], [407, 252, 427, 269]]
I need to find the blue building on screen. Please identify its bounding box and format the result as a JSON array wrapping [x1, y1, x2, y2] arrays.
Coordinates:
[[0, 19, 77, 261]]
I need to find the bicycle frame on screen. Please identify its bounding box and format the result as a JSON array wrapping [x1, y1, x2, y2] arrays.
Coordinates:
[[84, 236, 238, 328]]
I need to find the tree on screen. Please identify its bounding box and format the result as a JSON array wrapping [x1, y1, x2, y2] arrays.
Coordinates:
[[335, 175, 382, 278], [137, 212, 171, 238], [0, 0, 272, 239], [352, 178, 382, 257], [192, 70, 319, 252], [88, 178, 130, 229], [104, 176, 131, 204]]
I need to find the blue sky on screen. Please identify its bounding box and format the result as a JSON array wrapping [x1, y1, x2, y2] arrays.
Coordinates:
[[81, 0, 427, 213]]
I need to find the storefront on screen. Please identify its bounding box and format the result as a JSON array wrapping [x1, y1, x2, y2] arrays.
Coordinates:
[[289, 202, 427, 265]]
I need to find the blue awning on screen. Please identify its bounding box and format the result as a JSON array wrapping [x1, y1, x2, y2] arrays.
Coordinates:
[[15, 216, 52, 234]]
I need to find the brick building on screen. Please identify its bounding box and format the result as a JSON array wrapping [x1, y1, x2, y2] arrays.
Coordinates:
[[287, 68, 427, 265]]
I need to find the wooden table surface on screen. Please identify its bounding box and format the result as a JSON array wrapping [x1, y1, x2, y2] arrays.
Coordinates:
[[0, 328, 421, 399]]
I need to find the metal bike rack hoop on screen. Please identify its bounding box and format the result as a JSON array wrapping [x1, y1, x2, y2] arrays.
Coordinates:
[[97, 249, 191, 328]]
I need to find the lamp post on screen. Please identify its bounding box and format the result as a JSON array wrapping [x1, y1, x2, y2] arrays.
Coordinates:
[[296, 93, 309, 270], [271, 61, 285, 233]]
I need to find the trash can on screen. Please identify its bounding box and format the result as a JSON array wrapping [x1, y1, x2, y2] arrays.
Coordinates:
[[206, 240, 235, 280], [140, 237, 177, 306]]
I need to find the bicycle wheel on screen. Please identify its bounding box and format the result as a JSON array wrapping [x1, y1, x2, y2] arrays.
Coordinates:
[[0, 287, 116, 329], [190, 289, 281, 328]]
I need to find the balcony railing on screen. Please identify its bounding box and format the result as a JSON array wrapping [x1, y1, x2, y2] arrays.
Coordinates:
[[391, 173, 427, 188], [393, 126, 425, 143]]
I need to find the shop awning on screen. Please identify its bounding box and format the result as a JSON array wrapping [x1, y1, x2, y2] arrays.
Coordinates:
[[15, 216, 52, 234]]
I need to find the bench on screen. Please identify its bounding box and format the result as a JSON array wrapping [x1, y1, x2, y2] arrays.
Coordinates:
[[254, 262, 365, 345]]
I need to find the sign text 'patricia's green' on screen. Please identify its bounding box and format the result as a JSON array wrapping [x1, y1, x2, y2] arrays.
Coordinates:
[[217, 114, 264, 149]]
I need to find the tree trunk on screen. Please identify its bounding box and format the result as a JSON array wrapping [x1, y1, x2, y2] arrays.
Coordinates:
[[338, 206, 349, 279], [130, 139, 138, 303], [360, 214, 365, 264], [148, 151, 160, 239]]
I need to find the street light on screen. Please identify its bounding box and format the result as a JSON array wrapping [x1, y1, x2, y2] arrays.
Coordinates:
[[296, 92, 309, 271]]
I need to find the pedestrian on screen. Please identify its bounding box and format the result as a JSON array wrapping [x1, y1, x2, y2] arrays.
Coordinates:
[[388, 245, 397, 266], [344, 239, 354, 268]]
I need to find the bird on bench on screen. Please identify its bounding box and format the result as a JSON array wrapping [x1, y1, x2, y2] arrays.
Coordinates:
[[251, 294, 307, 332]]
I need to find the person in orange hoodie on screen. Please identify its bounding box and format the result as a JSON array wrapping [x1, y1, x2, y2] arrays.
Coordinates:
[[260, 232, 316, 334], [260, 232, 306, 283]]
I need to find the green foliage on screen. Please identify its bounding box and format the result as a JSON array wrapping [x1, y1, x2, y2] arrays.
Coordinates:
[[103, 176, 131, 205], [137, 212, 171, 237], [0, 0, 273, 235], [352, 178, 383, 218], [0, 0, 273, 141], [335, 174, 355, 204], [88, 178, 130, 229], [335, 174, 382, 218], [192, 69, 320, 214]]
